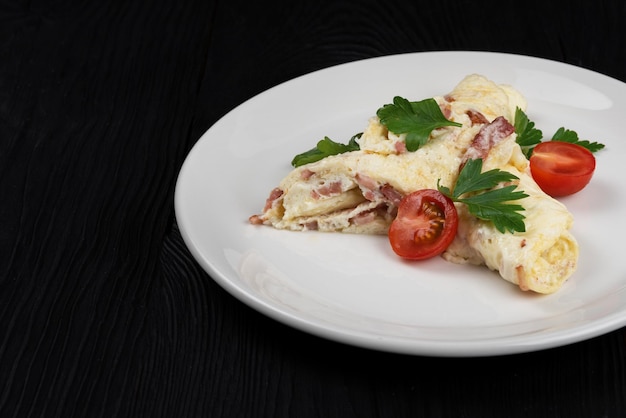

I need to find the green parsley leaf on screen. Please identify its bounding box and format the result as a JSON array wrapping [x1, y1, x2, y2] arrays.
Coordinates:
[[291, 134, 361, 167], [438, 159, 528, 234], [376, 97, 462, 152], [514, 108, 606, 156], [448, 158, 521, 197], [458, 187, 528, 234], [513, 107, 542, 158], [551, 127, 606, 153]]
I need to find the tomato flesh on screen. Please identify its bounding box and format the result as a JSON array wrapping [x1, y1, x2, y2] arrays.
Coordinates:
[[388, 189, 458, 260], [529, 141, 596, 197]]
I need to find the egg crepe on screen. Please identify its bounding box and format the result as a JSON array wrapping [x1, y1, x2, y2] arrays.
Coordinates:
[[250, 74, 578, 293], [442, 135, 579, 293]]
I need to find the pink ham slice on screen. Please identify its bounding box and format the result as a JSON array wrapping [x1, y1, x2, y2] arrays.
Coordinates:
[[461, 116, 515, 168]]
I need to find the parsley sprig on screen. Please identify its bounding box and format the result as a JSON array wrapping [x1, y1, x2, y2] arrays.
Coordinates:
[[291, 134, 361, 167], [513, 108, 543, 158], [514, 108, 605, 158], [291, 96, 460, 166], [551, 127, 606, 152], [438, 159, 528, 233], [377, 97, 462, 151]]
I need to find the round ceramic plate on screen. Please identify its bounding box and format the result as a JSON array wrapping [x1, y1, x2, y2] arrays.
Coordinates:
[[175, 51, 626, 357]]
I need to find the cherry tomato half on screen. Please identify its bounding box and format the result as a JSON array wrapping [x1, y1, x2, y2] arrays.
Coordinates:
[[529, 141, 596, 197], [388, 189, 458, 260]]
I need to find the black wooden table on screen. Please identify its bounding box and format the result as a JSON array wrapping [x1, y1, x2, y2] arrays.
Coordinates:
[[2, 0, 625, 416]]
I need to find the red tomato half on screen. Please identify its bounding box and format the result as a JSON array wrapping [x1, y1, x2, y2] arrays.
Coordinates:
[[388, 189, 458, 260], [529, 141, 596, 197]]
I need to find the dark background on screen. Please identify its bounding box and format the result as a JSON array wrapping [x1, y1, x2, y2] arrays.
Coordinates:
[[1, 0, 625, 417]]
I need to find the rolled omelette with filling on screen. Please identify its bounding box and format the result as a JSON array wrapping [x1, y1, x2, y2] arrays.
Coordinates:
[[442, 136, 579, 293], [250, 74, 578, 294]]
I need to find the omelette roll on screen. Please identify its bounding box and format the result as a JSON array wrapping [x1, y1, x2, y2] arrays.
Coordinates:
[[249, 99, 493, 234], [442, 135, 579, 294]]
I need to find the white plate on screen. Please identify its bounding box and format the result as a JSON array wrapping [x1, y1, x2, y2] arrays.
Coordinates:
[[175, 51, 626, 357]]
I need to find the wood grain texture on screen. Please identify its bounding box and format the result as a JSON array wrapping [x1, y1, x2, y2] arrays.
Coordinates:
[[1, 0, 625, 417], [0, 0, 215, 415]]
